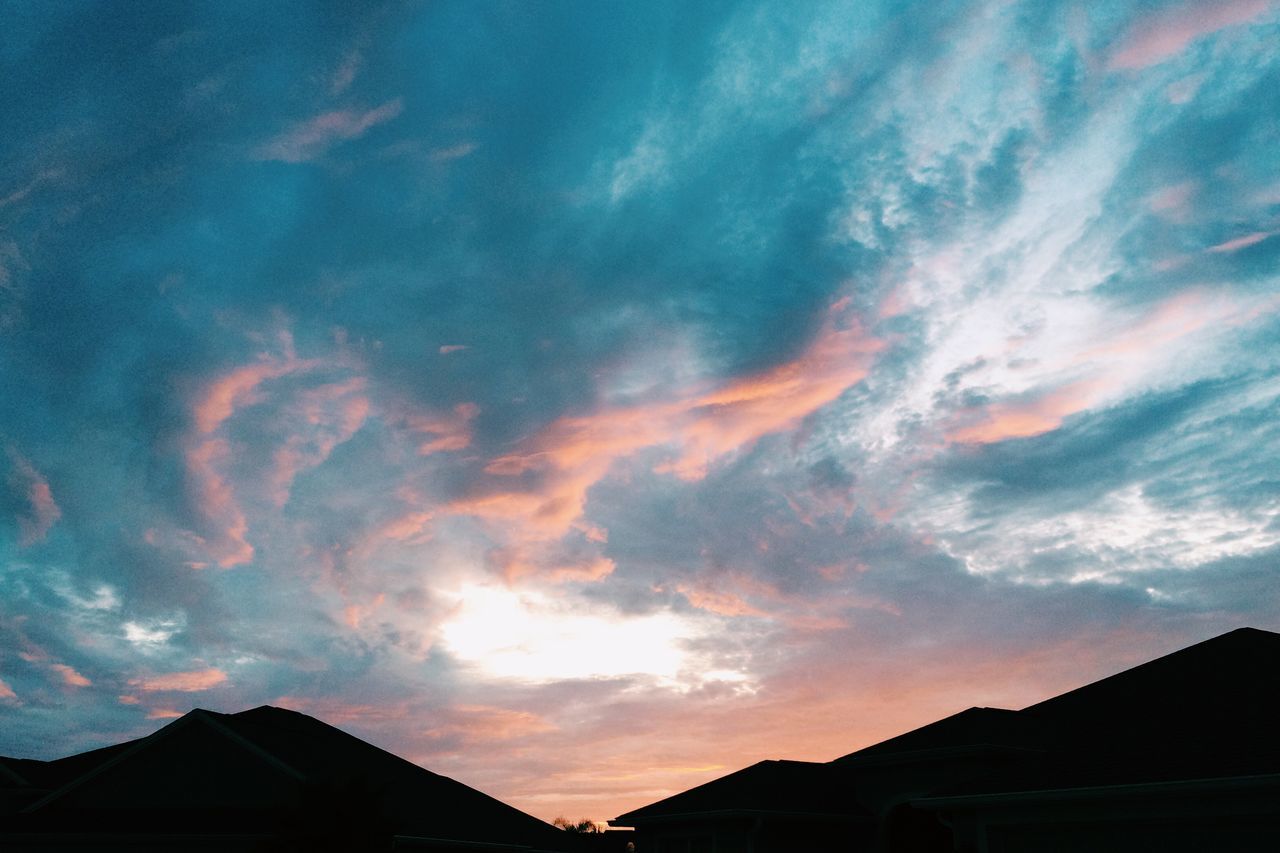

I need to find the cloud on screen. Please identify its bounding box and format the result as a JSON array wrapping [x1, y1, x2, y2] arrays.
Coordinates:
[[49, 663, 91, 687], [146, 708, 185, 720], [1207, 231, 1276, 253], [1108, 0, 1274, 70], [455, 300, 882, 544], [267, 376, 370, 506], [6, 448, 61, 546], [421, 704, 557, 748], [254, 98, 404, 162], [0, 678, 18, 703], [128, 668, 228, 692]]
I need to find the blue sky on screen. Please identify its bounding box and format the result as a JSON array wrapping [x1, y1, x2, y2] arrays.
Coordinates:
[[2, 0, 1279, 821]]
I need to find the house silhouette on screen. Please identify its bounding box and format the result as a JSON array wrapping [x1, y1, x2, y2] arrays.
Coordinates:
[[611, 626, 1280, 852], [0, 704, 585, 852], [2, 627, 1277, 851]]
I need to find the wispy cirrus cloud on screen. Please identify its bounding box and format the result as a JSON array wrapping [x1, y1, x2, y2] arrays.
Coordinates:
[[254, 98, 404, 163], [1107, 0, 1275, 70]]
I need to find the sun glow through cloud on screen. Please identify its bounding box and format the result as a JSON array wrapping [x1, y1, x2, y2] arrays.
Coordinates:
[[439, 584, 719, 685]]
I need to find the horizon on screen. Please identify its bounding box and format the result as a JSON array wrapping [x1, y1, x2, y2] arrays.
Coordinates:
[[3, 0, 1280, 825]]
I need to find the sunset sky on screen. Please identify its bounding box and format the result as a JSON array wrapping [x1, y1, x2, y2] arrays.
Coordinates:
[[3, 0, 1280, 823]]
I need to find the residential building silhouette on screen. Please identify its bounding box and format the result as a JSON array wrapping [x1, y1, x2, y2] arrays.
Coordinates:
[[2, 627, 1277, 851], [611, 626, 1280, 852]]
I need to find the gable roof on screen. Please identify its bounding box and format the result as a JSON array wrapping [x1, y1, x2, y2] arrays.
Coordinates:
[[612, 760, 867, 825], [211, 706, 569, 845], [12, 705, 571, 850]]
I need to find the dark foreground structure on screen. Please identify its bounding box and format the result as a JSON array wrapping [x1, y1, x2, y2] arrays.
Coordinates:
[[0, 704, 605, 853], [2, 628, 1276, 851], [611, 626, 1280, 852]]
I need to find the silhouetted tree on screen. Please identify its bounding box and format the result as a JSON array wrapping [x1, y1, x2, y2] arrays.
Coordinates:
[[554, 816, 604, 833]]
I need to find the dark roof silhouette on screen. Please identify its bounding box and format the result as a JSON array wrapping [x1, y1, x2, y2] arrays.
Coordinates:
[[611, 626, 1280, 851], [2, 705, 575, 851], [614, 760, 866, 824], [833, 706, 1045, 763]]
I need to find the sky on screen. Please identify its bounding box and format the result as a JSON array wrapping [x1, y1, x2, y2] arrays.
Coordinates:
[[2, 0, 1279, 824]]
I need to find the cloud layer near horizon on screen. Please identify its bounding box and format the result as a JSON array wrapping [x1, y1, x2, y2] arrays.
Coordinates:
[[2, 0, 1279, 823]]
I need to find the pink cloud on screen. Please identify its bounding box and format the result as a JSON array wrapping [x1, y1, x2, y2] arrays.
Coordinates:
[[676, 583, 767, 618], [129, 667, 227, 692], [1148, 181, 1196, 220], [0, 678, 17, 702], [400, 401, 478, 455], [183, 436, 254, 567], [254, 98, 404, 163], [1108, 0, 1273, 70], [438, 344, 468, 354], [343, 593, 387, 630], [6, 448, 61, 546], [273, 696, 414, 726], [267, 377, 370, 506], [50, 663, 91, 687], [946, 287, 1276, 447], [193, 358, 318, 435], [183, 354, 326, 566], [1207, 231, 1275, 253]]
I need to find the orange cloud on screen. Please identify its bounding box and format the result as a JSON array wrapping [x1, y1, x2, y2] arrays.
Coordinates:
[[50, 663, 91, 687], [129, 667, 227, 692], [0, 678, 17, 702], [948, 378, 1105, 445], [1108, 0, 1272, 70], [451, 301, 882, 549]]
